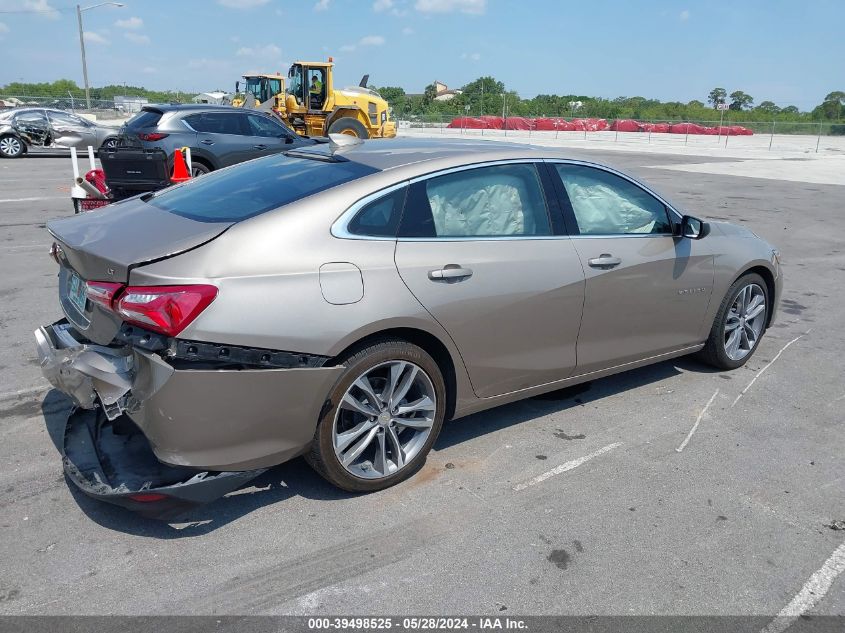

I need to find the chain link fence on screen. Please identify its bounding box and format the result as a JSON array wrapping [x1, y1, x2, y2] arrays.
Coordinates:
[[399, 114, 845, 154], [0, 94, 187, 120]]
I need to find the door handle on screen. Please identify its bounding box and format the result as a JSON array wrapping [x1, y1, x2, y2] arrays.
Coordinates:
[[200, 139, 214, 146], [253, 144, 268, 150], [587, 254, 622, 268], [428, 266, 473, 281]]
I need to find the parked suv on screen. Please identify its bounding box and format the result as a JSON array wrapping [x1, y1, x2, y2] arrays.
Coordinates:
[[118, 104, 316, 175]]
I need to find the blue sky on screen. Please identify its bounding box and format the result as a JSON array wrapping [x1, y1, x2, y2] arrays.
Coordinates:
[[0, 0, 842, 108]]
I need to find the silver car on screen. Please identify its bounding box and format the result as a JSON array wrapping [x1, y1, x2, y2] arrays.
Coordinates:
[[35, 138, 781, 518], [0, 107, 119, 158]]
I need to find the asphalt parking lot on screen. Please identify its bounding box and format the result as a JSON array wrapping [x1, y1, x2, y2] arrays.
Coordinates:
[[0, 147, 843, 620]]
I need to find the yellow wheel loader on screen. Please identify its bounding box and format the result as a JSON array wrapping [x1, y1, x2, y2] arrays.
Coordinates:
[[231, 59, 396, 139]]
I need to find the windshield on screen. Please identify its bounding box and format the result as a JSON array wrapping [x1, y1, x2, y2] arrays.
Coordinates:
[[147, 153, 379, 222], [245, 77, 263, 100], [287, 66, 302, 98]]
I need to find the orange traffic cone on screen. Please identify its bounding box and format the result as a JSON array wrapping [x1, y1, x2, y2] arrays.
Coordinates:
[[171, 149, 191, 183]]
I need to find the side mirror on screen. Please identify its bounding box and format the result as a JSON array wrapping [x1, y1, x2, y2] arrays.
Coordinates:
[[678, 215, 710, 240]]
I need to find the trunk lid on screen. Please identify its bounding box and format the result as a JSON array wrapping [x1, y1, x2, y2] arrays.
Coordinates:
[[48, 197, 231, 344]]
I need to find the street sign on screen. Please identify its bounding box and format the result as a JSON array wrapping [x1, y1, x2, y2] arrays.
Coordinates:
[[717, 103, 730, 111]]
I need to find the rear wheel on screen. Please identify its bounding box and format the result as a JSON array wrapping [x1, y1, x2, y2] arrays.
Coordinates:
[[306, 340, 446, 492], [700, 273, 769, 370], [327, 117, 369, 139], [0, 135, 24, 158], [101, 137, 118, 150], [191, 161, 210, 178]]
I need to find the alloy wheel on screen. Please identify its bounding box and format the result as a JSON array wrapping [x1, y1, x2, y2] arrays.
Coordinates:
[[724, 283, 766, 361], [0, 137, 22, 157], [332, 360, 437, 480]]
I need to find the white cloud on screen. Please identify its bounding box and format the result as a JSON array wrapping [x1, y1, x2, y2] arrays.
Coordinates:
[[402, 26, 414, 35], [0, 21, 8, 35], [124, 32, 150, 45], [339, 35, 386, 52], [415, 0, 485, 14], [141, 66, 156, 74], [359, 34, 385, 46], [83, 31, 109, 45], [460, 51, 481, 61], [115, 16, 143, 29], [679, 9, 690, 21], [314, 0, 330, 10], [373, 0, 393, 11], [217, 0, 269, 7], [236, 43, 282, 58], [23, 0, 59, 19]]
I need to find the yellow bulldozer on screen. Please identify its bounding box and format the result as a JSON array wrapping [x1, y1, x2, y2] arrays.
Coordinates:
[[231, 59, 396, 139]]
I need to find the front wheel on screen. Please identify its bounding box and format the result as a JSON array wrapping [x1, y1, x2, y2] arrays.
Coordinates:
[[100, 137, 118, 150], [327, 117, 370, 139], [306, 340, 446, 492], [700, 273, 769, 370], [0, 135, 24, 158]]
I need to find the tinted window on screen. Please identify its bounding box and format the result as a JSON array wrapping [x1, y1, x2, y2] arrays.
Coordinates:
[[555, 164, 672, 235], [148, 154, 379, 222], [348, 187, 407, 237], [187, 112, 245, 135], [125, 109, 163, 129], [246, 113, 286, 138], [403, 163, 551, 238]]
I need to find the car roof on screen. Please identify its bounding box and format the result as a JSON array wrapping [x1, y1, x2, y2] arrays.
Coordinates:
[[142, 104, 246, 114], [304, 137, 555, 173]]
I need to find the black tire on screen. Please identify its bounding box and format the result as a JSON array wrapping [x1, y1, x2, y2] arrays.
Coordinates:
[[0, 135, 25, 159], [306, 340, 446, 492], [699, 272, 769, 370], [191, 161, 211, 178], [327, 117, 370, 139], [100, 137, 118, 150]]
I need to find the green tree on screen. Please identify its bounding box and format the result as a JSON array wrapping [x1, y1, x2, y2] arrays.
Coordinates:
[[423, 83, 438, 103], [729, 90, 754, 111], [707, 87, 727, 108], [757, 101, 780, 115], [687, 100, 704, 108]]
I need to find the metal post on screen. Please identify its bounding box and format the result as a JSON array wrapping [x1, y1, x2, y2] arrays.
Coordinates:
[[76, 5, 91, 110], [717, 107, 724, 145], [816, 121, 823, 153], [502, 93, 507, 137], [685, 120, 689, 145], [769, 120, 775, 151]]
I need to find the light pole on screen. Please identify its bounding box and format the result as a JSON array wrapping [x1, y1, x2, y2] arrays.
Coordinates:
[[76, 2, 124, 109]]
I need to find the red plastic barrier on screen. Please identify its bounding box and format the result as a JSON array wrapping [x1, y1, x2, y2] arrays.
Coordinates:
[[610, 119, 641, 132], [446, 117, 489, 129], [504, 117, 532, 130], [84, 168, 107, 193], [670, 123, 712, 135], [479, 115, 504, 129]]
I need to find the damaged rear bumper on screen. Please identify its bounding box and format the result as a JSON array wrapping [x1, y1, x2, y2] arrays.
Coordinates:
[[63, 408, 262, 520], [34, 319, 344, 517]]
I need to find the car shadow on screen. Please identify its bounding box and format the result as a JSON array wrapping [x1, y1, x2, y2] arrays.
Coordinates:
[[41, 354, 718, 537]]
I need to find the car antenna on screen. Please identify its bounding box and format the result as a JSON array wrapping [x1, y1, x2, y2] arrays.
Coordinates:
[[328, 133, 364, 154]]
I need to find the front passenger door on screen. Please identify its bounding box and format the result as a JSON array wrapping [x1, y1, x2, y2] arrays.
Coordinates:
[[549, 163, 714, 374], [244, 113, 294, 157]]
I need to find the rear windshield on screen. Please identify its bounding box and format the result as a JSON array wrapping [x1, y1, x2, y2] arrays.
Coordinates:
[[147, 153, 379, 222], [125, 109, 163, 129]]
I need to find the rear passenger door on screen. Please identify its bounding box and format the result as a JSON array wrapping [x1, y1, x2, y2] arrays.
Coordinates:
[[547, 162, 714, 374], [190, 112, 256, 167], [394, 162, 585, 398]]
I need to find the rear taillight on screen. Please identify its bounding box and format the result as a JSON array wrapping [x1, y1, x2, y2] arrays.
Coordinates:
[[86, 281, 123, 310], [137, 132, 169, 141], [114, 285, 218, 337]]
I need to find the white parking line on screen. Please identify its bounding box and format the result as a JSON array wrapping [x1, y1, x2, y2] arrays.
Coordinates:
[[732, 330, 811, 407], [676, 389, 719, 453], [0, 196, 66, 204], [760, 540, 845, 633], [512, 442, 622, 491]]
